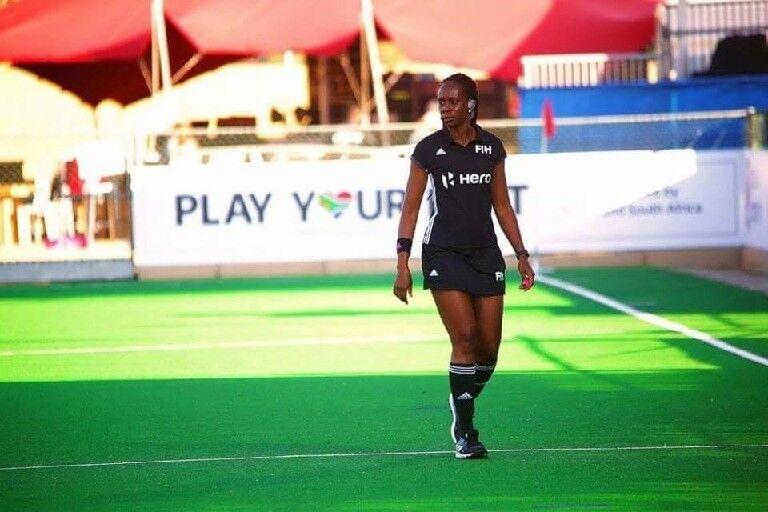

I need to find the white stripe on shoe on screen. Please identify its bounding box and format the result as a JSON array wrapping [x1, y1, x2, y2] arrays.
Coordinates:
[[449, 393, 458, 443]]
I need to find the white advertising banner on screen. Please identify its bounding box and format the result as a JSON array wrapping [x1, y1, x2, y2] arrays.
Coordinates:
[[130, 160, 424, 265], [130, 149, 742, 266], [745, 150, 768, 251], [532, 150, 745, 252]]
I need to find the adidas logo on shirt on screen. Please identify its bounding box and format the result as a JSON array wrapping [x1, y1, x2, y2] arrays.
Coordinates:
[[457, 392, 473, 400], [436, 148, 446, 156], [429, 269, 439, 277]]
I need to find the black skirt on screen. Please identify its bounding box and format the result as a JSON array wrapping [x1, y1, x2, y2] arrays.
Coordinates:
[[421, 243, 507, 296]]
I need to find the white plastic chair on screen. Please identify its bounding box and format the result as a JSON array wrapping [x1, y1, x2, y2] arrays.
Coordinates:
[[17, 174, 75, 245], [16, 175, 51, 245]]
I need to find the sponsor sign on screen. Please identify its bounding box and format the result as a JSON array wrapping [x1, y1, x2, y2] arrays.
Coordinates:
[[130, 150, 745, 266]]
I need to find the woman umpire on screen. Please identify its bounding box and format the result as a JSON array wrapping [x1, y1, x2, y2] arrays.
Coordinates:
[[393, 73, 535, 459]]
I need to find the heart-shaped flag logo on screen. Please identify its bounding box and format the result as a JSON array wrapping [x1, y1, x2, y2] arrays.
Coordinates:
[[319, 191, 352, 218]]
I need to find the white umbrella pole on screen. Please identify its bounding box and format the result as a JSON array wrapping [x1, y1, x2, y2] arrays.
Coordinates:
[[151, 0, 172, 91], [361, 0, 389, 126]]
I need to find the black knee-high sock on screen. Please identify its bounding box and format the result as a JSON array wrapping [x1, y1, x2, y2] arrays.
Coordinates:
[[449, 362, 476, 434], [474, 359, 497, 398]]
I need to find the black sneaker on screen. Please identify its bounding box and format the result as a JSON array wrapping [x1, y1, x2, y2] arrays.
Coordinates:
[[454, 429, 488, 459], [449, 393, 459, 443]]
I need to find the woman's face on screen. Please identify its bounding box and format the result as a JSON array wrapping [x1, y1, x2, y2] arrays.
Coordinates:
[[437, 81, 469, 129]]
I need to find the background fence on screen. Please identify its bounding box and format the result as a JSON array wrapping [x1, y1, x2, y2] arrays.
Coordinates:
[[0, 109, 763, 265], [132, 109, 761, 165]]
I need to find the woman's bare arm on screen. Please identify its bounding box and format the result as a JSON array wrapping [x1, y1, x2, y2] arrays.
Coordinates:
[[394, 160, 428, 302], [398, 161, 428, 239], [490, 159, 535, 290]]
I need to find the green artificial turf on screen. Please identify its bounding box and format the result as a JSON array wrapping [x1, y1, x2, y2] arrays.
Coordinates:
[[0, 267, 766, 511]]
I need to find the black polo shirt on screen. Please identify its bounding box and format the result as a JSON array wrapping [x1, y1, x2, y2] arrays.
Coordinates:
[[412, 125, 507, 248]]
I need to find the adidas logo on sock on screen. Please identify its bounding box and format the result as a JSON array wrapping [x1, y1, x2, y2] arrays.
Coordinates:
[[429, 269, 439, 277], [436, 148, 446, 155], [457, 392, 473, 400]]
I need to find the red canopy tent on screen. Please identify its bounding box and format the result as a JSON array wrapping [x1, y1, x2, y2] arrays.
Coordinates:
[[0, 0, 149, 61], [0, 0, 659, 105], [0, 0, 361, 105], [374, 0, 660, 81], [0, 0, 154, 104], [166, 0, 360, 57]]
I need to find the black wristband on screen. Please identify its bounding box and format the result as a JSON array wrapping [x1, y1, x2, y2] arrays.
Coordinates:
[[396, 238, 412, 254], [515, 248, 530, 259]]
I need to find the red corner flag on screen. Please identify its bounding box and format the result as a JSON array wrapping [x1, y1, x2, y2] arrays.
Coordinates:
[[542, 100, 556, 140]]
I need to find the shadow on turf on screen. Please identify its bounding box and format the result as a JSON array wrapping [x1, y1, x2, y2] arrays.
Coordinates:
[[1, 267, 765, 318], [0, 274, 398, 300], [515, 328, 764, 374], [2, 369, 765, 473], [548, 267, 767, 316], [4, 296, 767, 506], [171, 304, 567, 319]]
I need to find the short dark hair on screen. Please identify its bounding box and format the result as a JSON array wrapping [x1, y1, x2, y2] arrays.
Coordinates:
[[441, 73, 479, 124]]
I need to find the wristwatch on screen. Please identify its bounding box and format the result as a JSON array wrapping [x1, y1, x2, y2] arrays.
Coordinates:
[[515, 248, 530, 259]]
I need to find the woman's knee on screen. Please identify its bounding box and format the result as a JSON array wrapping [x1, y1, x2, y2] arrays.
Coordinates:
[[474, 336, 501, 363], [449, 324, 477, 352]]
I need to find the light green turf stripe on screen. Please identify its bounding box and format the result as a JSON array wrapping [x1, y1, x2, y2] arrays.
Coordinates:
[[541, 274, 768, 367]]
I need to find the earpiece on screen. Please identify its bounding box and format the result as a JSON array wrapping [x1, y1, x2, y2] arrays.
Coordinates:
[[467, 99, 477, 112]]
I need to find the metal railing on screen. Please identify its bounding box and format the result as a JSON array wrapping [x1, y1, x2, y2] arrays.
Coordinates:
[[0, 109, 761, 263], [657, 0, 768, 79], [0, 110, 757, 175], [519, 53, 656, 89], [518, 0, 768, 88], [127, 109, 757, 164]]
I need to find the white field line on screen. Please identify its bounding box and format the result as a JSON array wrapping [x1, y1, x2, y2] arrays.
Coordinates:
[[4, 276, 765, 368], [0, 334, 438, 357], [538, 275, 768, 368], [2, 443, 766, 472]]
